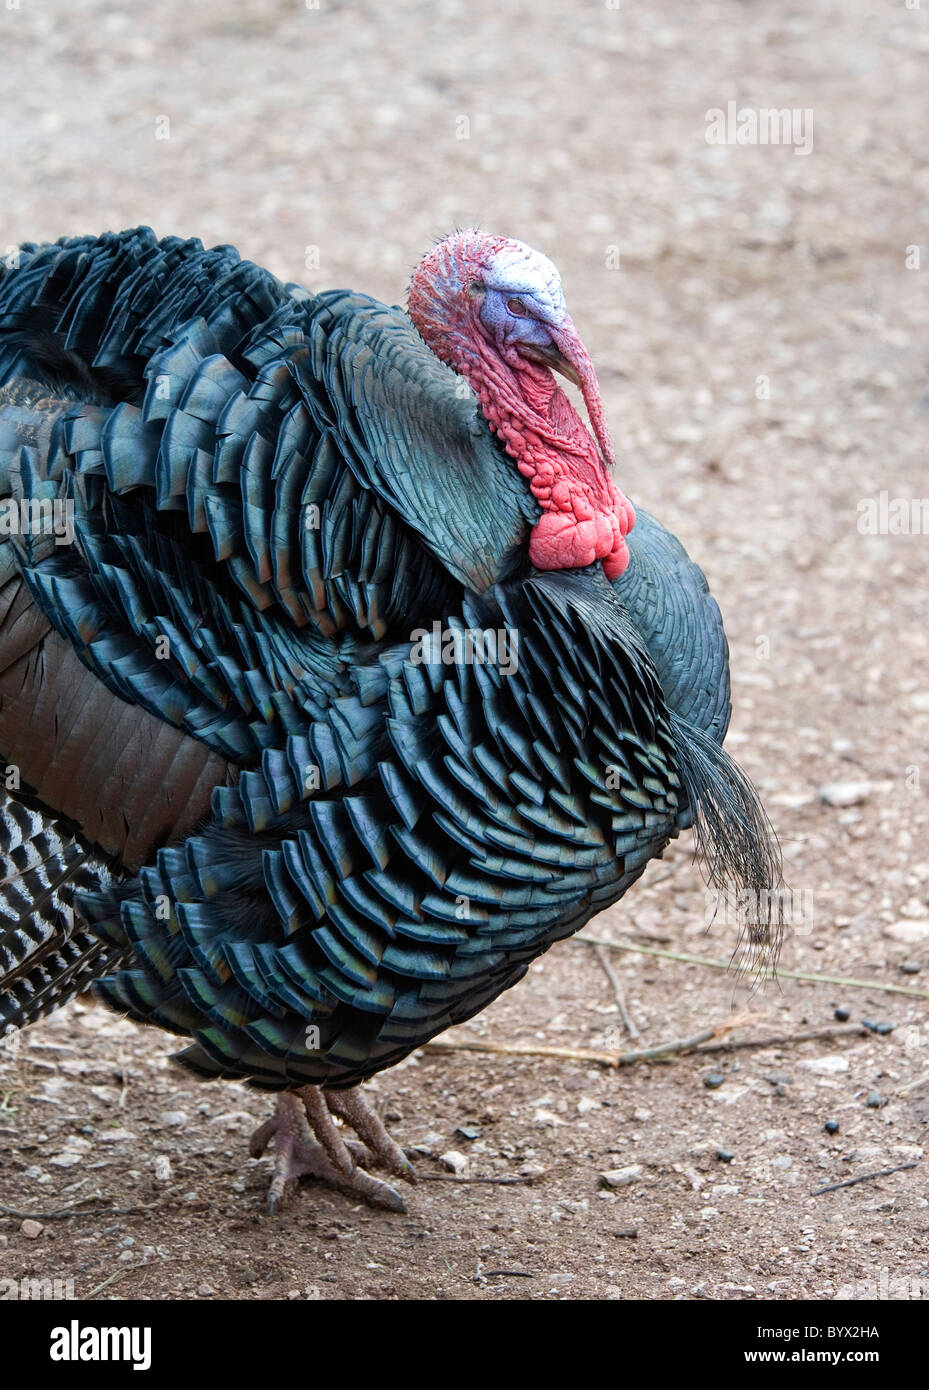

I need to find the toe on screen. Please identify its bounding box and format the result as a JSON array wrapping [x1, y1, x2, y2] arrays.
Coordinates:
[[300, 1086, 356, 1175]]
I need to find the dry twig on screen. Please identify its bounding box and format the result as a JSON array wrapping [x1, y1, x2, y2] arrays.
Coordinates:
[[0, 1200, 152, 1222], [695, 1022, 868, 1054], [86, 1265, 143, 1300], [425, 1017, 875, 1069], [418, 1173, 534, 1186], [572, 933, 929, 999], [897, 1071, 929, 1096], [811, 1162, 918, 1196], [425, 1013, 754, 1068], [594, 944, 640, 1039]]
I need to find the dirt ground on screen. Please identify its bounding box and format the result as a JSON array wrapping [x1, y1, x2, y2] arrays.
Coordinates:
[[1, 0, 928, 1302]]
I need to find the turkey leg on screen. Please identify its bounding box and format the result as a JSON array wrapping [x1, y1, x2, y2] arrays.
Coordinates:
[[249, 1085, 415, 1213]]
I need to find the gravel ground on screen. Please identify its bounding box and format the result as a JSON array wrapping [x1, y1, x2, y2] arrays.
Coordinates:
[[1, 0, 928, 1302]]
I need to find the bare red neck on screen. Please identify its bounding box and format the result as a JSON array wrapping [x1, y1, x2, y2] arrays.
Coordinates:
[[460, 334, 634, 580]]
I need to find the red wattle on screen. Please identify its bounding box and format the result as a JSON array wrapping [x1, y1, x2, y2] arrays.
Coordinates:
[[478, 369, 635, 582]]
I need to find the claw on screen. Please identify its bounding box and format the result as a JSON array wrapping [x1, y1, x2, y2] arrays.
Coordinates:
[[248, 1084, 414, 1214], [326, 1088, 416, 1182], [302, 1086, 355, 1175]]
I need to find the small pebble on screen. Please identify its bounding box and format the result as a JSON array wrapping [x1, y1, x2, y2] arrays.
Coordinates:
[[824, 1120, 840, 1134], [612, 1226, 638, 1239], [865, 1091, 886, 1109], [716, 1148, 734, 1163], [799, 1054, 849, 1075], [600, 1164, 643, 1188], [48, 1151, 83, 1168], [900, 961, 922, 975], [817, 781, 872, 808], [834, 1007, 851, 1022], [862, 1019, 894, 1035], [197, 1284, 216, 1297], [455, 1126, 481, 1141], [519, 1161, 546, 1179], [20, 1219, 43, 1239], [883, 920, 929, 945], [411, 1131, 444, 1157], [439, 1150, 467, 1174], [703, 1072, 725, 1090]]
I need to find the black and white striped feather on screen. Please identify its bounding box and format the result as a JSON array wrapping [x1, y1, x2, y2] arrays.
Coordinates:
[[0, 794, 125, 1035]]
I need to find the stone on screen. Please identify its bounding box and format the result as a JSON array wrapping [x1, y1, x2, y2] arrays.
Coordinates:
[[818, 781, 872, 807], [600, 1164, 643, 1188], [798, 1055, 849, 1074], [883, 920, 929, 945]]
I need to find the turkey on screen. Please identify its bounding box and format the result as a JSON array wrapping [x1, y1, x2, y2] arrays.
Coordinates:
[[0, 227, 778, 1212]]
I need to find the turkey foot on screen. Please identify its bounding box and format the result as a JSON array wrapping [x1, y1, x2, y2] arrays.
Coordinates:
[[249, 1086, 415, 1214]]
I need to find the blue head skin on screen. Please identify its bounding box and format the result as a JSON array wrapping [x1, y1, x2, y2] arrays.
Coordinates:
[[476, 241, 569, 362]]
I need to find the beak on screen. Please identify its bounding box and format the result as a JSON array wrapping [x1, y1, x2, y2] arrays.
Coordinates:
[[526, 315, 616, 470], [520, 339, 584, 389]]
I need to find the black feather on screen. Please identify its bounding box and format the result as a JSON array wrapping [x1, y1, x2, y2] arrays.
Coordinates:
[[4, 314, 143, 406], [669, 711, 783, 973]]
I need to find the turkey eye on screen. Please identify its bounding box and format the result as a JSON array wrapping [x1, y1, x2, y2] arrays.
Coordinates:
[[506, 296, 529, 317]]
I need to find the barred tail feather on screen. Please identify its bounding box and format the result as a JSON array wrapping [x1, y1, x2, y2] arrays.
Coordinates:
[[0, 793, 126, 1035]]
